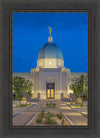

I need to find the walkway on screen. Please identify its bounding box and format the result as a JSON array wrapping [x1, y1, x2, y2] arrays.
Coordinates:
[[12, 102, 88, 126]]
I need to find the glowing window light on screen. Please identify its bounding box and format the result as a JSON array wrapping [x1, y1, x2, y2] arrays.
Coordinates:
[[49, 62, 52, 65]]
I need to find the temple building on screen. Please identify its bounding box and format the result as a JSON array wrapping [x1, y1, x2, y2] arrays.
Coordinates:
[[13, 27, 87, 101]]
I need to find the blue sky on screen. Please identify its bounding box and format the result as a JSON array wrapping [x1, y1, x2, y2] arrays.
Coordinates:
[[13, 12, 87, 72]]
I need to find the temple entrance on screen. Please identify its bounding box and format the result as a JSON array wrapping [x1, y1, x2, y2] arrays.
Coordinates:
[[46, 83, 55, 99]]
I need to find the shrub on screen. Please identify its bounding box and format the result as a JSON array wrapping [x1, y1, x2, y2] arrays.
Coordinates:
[[41, 110, 44, 116], [45, 116, 51, 123], [46, 102, 49, 107], [80, 103, 83, 107], [53, 103, 56, 107], [62, 119, 64, 125], [36, 118, 42, 124], [21, 103, 27, 107], [49, 102, 52, 107], [48, 112, 54, 117], [16, 103, 31, 107], [57, 113, 63, 120], [39, 110, 45, 118], [16, 105, 19, 107], [49, 120, 56, 125], [45, 115, 56, 125], [75, 102, 80, 105], [20, 103, 31, 107], [70, 102, 73, 105], [73, 104, 78, 107], [46, 102, 57, 108]]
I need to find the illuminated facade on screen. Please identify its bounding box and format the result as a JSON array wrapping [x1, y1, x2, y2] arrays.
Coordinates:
[[13, 29, 86, 100]]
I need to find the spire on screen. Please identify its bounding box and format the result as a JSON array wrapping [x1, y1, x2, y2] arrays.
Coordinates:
[[48, 26, 53, 43]]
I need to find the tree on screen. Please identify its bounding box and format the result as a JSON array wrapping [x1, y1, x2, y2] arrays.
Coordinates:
[[24, 80, 33, 101], [13, 76, 33, 106], [69, 74, 88, 103], [13, 76, 25, 107], [70, 83, 78, 98], [82, 76, 88, 101]]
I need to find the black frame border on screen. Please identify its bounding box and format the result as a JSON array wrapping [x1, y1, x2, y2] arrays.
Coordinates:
[[0, 0, 100, 138]]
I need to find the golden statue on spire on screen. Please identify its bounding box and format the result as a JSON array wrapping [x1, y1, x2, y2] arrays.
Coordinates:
[[48, 26, 52, 36]]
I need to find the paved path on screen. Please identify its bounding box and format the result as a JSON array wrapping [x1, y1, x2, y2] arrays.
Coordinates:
[[13, 112, 35, 126], [12, 102, 87, 126], [59, 103, 87, 125]]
